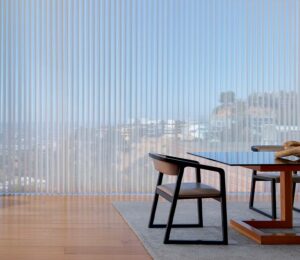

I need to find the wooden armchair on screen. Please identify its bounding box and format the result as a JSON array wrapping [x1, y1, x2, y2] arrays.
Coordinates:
[[148, 153, 228, 244]]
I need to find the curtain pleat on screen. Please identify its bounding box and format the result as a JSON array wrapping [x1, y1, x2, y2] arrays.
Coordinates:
[[0, 0, 299, 195]]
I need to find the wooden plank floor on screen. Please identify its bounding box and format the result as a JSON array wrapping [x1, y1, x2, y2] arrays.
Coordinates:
[[0, 196, 152, 260]]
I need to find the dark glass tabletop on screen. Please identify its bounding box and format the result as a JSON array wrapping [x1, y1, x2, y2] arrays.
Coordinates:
[[188, 152, 300, 166]]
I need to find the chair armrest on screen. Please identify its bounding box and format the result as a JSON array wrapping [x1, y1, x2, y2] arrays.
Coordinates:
[[251, 145, 284, 152], [187, 164, 226, 194]]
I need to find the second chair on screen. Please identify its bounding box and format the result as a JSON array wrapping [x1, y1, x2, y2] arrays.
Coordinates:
[[249, 145, 300, 219]]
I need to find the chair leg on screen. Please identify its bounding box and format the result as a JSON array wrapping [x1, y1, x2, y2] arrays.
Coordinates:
[[293, 183, 300, 213], [197, 198, 203, 227], [221, 195, 228, 245], [249, 178, 256, 208], [163, 197, 178, 244], [293, 182, 296, 204], [271, 180, 277, 219], [148, 193, 159, 228]]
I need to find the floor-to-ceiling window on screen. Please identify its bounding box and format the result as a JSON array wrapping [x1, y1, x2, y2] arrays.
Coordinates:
[[0, 0, 299, 195]]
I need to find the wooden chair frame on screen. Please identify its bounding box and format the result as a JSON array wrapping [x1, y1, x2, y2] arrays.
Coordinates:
[[148, 153, 228, 245], [249, 145, 300, 219]]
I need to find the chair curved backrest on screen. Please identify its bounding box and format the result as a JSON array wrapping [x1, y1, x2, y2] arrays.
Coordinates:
[[149, 153, 199, 176], [251, 145, 283, 152], [151, 156, 180, 176]]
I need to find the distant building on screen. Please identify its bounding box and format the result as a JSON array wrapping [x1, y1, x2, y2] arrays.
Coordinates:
[[178, 123, 209, 141]]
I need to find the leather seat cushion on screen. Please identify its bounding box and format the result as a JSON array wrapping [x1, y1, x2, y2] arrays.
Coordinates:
[[255, 173, 300, 183], [157, 182, 220, 199]]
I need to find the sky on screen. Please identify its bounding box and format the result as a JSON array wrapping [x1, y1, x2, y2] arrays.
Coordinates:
[[0, 0, 299, 124]]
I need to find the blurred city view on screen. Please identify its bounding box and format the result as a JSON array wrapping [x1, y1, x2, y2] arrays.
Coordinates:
[[1, 90, 299, 195], [1, 0, 299, 197]]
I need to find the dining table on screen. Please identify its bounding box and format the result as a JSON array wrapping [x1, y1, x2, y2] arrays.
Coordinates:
[[188, 151, 300, 245]]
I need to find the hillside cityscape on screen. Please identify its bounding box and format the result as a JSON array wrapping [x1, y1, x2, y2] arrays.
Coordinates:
[[0, 90, 300, 194]]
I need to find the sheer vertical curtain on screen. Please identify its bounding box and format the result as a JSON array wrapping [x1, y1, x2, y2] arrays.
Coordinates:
[[0, 0, 299, 195]]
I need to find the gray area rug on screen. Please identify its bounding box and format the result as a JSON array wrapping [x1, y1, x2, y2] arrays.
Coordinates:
[[113, 200, 300, 260]]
